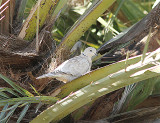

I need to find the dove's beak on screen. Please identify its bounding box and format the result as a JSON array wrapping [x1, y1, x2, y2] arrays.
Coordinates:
[[92, 53, 98, 60]]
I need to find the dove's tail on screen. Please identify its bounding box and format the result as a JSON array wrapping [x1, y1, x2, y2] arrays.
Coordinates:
[[36, 73, 56, 79]]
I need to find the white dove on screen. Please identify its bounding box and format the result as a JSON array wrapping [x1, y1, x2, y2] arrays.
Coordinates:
[[36, 47, 97, 83]]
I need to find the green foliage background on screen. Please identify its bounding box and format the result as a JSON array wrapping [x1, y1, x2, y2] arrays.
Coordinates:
[[0, 0, 159, 123]]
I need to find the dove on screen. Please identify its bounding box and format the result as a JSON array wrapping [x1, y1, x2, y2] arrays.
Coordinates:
[[36, 47, 97, 83]]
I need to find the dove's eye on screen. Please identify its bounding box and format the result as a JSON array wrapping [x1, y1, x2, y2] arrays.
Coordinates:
[[90, 49, 92, 52]]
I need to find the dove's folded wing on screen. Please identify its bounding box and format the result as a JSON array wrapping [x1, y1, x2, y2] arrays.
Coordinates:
[[55, 56, 91, 77]]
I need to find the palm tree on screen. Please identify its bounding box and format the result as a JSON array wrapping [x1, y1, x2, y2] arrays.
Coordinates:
[[0, 0, 160, 122]]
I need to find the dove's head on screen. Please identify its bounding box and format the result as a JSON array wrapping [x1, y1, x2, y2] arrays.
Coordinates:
[[82, 47, 97, 58]]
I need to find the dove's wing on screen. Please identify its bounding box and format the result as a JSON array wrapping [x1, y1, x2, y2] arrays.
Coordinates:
[[54, 56, 91, 77]]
